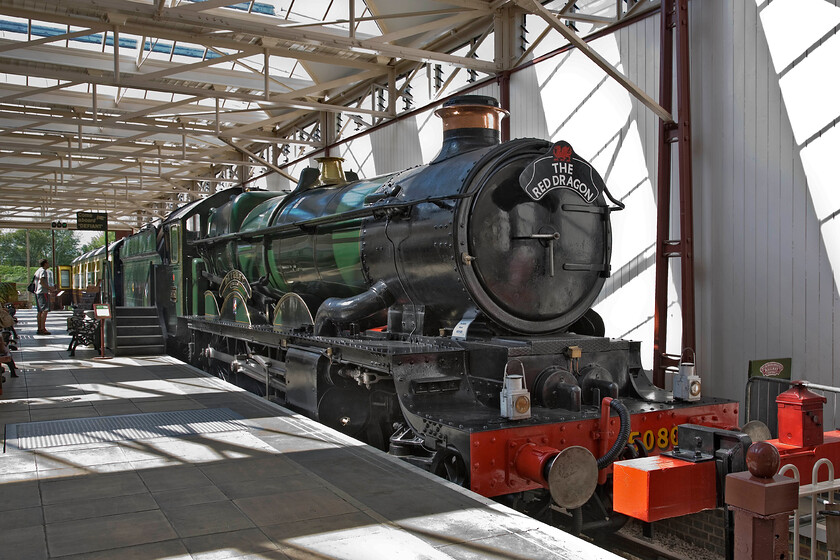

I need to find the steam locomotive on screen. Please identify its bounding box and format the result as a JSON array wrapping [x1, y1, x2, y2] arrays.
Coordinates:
[[96, 96, 738, 532]]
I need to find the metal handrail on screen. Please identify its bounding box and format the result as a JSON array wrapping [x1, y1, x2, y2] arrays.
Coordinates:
[[780, 463, 802, 560], [782, 459, 839, 560], [744, 377, 840, 436]]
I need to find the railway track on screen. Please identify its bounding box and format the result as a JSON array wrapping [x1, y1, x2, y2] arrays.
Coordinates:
[[601, 531, 711, 560]]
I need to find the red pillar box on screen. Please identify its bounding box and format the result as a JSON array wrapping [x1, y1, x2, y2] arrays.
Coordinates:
[[777, 381, 826, 447]]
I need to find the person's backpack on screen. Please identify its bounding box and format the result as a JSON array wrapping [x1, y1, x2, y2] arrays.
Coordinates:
[[26, 275, 36, 294]]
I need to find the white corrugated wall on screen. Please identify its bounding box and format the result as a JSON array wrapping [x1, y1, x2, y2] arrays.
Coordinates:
[[693, 0, 840, 405], [509, 21, 679, 381], [323, 0, 839, 407], [509, 1, 839, 406]]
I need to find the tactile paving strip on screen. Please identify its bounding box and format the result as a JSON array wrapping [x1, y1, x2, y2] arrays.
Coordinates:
[[8, 408, 246, 449]]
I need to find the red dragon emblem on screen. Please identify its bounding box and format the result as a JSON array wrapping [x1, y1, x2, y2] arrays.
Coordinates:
[[553, 144, 572, 162]]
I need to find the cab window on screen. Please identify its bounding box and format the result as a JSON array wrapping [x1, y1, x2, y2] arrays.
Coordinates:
[[187, 214, 201, 234], [169, 225, 181, 264]]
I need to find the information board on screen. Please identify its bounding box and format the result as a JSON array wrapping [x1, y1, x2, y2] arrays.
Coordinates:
[[77, 211, 108, 231], [93, 304, 111, 319]]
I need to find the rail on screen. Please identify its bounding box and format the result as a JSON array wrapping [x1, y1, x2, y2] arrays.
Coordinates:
[[781, 459, 839, 560], [745, 377, 840, 437]]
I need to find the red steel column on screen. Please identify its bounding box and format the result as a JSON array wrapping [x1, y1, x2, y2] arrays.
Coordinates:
[[675, 0, 696, 363], [653, 0, 675, 387]]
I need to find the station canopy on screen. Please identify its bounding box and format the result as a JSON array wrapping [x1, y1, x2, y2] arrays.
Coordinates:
[[0, 0, 656, 231]]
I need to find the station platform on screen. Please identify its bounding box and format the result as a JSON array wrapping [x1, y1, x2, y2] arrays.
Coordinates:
[[0, 309, 618, 560]]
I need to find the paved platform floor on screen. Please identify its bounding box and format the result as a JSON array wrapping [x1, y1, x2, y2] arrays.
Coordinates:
[[0, 309, 618, 559]]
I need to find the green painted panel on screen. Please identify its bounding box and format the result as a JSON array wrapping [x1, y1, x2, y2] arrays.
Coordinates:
[[122, 261, 153, 307], [234, 296, 249, 324], [240, 196, 285, 232], [204, 291, 219, 317], [266, 242, 288, 292], [235, 243, 266, 281], [264, 176, 392, 295], [332, 229, 362, 285], [220, 293, 251, 325], [121, 228, 157, 259], [173, 267, 182, 318], [232, 192, 279, 227], [192, 258, 203, 315], [221, 280, 250, 302]]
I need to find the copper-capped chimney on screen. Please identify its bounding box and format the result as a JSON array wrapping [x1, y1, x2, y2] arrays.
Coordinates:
[[432, 95, 508, 163]]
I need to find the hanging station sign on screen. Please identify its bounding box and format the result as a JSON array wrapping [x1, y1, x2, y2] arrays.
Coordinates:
[[76, 211, 108, 231]]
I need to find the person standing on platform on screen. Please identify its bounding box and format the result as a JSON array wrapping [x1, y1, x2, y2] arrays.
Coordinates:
[[34, 259, 51, 335]]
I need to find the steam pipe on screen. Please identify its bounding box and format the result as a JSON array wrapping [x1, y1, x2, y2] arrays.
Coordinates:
[[314, 280, 394, 336], [514, 399, 631, 507], [596, 398, 631, 469]]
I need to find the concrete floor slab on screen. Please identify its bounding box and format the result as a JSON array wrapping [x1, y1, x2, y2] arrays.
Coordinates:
[[0, 452, 37, 474], [40, 471, 147, 504], [54, 539, 191, 560], [258, 511, 381, 543], [163, 500, 256, 538], [0, 480, 41, 511], [23, 373, 79, 387], [0, 410, 33, 424], [152, 484, 228, 509], [46, 510, 178, 557], [181, 527, 280, 560], [135, 462, 213, 492], [44, 492, 158, 524], [0, 399, 35, 411], [91, 401, 143, 416], [29, 405, 98, 422], [133, 398, 207, 413], [0, 524, 48, 559], [214, 473, 323, 500], [34, 444, 129, 471], [0, 311, 620, 560], [4, 505, 45, 530], [234, 487, 360, 526], [35, 462, 129, 480], [199, 455, 302, 484]]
